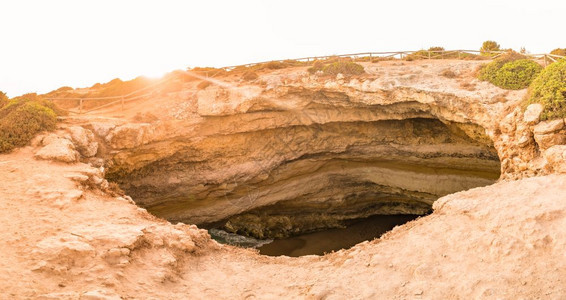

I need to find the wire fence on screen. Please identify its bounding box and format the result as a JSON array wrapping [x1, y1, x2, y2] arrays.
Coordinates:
[[47, 49, 565, 115]]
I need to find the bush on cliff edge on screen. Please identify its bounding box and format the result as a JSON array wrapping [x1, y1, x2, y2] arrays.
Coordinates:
[[0, 94, 58, 153], [308, 60, 365, 76], [526, 59, 566, 121], [478, 52, 542, 90]]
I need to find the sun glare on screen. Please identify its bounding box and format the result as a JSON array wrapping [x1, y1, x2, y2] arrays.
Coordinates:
[[141, 69, 168, 80]]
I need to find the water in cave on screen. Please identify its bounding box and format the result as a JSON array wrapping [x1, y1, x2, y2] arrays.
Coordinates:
[[208, 214, 421, 257]]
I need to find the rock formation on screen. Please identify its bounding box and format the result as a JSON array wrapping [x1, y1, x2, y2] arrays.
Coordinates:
[[92, 61, 510, 238], [3, 60, 566, 299]]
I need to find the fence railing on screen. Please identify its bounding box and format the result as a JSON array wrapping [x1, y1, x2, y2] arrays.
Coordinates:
[[220, 50, 564, 69], [47, 49, 565, 115]]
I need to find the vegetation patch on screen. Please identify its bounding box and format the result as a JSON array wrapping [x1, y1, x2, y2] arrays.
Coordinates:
[[308, 60, 365, 76], [251, 60, 308, 72], [550, 48, 566, 57], [525, 59, 566, 120], [493, 59, 542, 90], [480, 40, 501, 56], [0, 94, 59, 153], [478, 52, 541, 90], [440, 69, 457, 78], [189, 67, 227, 78], [404, 47, 484, 61], [242, 71, 259, 81]]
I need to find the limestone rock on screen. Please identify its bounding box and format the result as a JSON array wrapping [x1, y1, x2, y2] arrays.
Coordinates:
[[30, 133, 48, 147], [37, 292, 80, 300], [90, 122, 116, 138], [40, 133, 63, 146], [265, 76, 283, 90], [64, 173, 90, 182], [33, 234, 95, 271], [196, 85, 263, 116], [534, 132, 566, 150], [533, 119, 565, 135], [35, 137, 80, 163], [106, 123, 154, 149], [80, 290, 122, 300], [68, 126, 98, 157], [500, 112, 517, 134], [68, 223, 146, 249], [517, 135, 532, 147], [102, 247, 131, 266], [543, 146, 566, 173], [142, 224, 200, 253], [35, 189, 83, 209], [523, 104, 543, 125], [108, 83, 505, 235]]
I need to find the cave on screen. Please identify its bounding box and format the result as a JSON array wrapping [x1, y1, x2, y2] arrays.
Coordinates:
[[107, 114, 501, 256]]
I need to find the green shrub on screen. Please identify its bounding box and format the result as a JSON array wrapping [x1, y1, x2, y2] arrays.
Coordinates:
[[428, 46, 445, 54], [0, 95, 58, 153], [478, 53, 523, 83], [265, 61, 284, 70], [307, 60, 325, 74], [480, 40, 501, 56], [550, 48, 566, 57], [320, 61, 365, 76], [526, 59, 566, 120], [492, 59, 542, 90], [478, 52, 540, 89], [250, 60, 308, 72], [404, 47, 478, 61]]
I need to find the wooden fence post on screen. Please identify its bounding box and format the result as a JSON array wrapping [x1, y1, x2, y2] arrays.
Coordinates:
[[543, 55, 548, 67], [79, 99, 83, 114]]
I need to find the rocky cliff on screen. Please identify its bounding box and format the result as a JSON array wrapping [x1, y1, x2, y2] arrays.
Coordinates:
[[91, 60, 516, 238], [6, 59, 566, 299], [44, 60, 563, 240]]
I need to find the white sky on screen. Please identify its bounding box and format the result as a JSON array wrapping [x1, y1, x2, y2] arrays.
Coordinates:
[[0, 0, 564, 97]]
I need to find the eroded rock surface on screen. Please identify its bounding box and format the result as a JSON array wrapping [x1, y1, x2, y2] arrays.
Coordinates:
[[37, 61, 566, 239], [35, 134, 80, 163], [103, 82, 503, 237], [3, 60, 566, 299]]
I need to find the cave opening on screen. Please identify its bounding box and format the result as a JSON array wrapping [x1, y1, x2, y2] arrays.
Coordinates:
[[107, 117, 501, 257]]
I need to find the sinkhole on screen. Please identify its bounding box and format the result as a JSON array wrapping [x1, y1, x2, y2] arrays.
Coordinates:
[[107, 117, 501, 257]]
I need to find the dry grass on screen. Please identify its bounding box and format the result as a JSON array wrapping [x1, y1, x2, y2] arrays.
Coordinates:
[[242, 71, 259, 81], [197, 81, 212, 90], [440, 69, 457, 78], [459, 82, 477, 91]]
